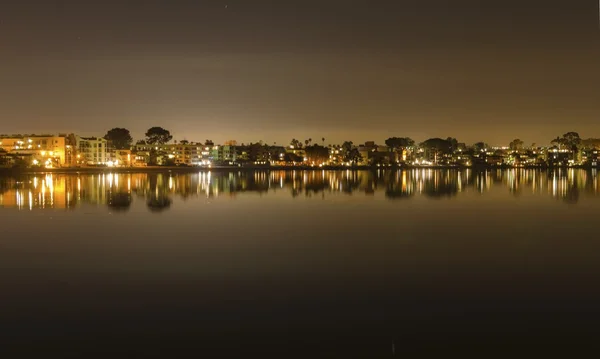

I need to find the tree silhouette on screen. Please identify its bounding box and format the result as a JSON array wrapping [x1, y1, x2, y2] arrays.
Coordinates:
[[385, 137, 415, 151], [290, 139, 302, 148], [305, 144, 329, 164], [108, 191, 132, 212], [509, 139, 524, 151], [145, 127, 173, 145], [420, 138, 454, 163], [472, 142, 488, 152], [104, 128, 133, 150]]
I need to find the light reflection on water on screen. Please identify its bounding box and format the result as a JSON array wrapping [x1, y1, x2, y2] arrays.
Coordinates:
[[0, 169, 598, 211], [2, 169, 600, 355]]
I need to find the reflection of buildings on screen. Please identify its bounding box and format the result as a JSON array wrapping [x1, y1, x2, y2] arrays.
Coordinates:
[[0, 174, 74, 210], [1, 170, 599, 210]]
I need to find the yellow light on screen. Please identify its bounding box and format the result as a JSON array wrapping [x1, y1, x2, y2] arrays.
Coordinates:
[[32, 159, 39, 165], [41, 151, 47, 156]]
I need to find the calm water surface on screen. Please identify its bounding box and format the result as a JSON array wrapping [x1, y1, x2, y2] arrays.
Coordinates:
[[1, 169, 600, 356]]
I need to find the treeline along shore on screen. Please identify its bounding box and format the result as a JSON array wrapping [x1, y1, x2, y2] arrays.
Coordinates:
[[1, 129, 598, 171]]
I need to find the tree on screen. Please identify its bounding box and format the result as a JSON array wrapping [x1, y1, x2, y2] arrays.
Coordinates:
[[385, 137, 415, 150], [205, 139, 214, 146], [509, 139, 524, 151], [551, 132, 581, 151], [283, 152, 304, 163], [421, 138, 453, 153], [305, 144, 329, 164], [561, 132, 581, 150], [346, 148, 362, 165], [290, 139, 302, 149], [104, 128, 133, 150], [552, 132, 581, 162], [341, 141, 353, 156], [446, 137, 459, 152], [179, 140, 189, 145], [340, 141, 361, 164], [420, 138, 454, 164], [322, 137, 325, 145], [472, 142, 488, 152], [248, 143, 269, 162], [551, 136, 562, 149], [145, 127, 173, 145]]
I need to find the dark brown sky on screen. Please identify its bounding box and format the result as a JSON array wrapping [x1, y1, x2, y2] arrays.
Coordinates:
[[1, 0, 598, 146]]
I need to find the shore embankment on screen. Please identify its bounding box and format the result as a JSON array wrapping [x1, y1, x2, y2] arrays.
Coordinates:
[[0, 164, 596, 175]]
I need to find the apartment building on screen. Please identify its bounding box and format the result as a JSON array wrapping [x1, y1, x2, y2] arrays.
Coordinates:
[[75, 136, 108, 166], [0, 134, 76, 167]]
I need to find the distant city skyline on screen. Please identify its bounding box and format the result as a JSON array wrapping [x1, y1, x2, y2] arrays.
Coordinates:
[[1, 1, 599, 146], [2, 128, 599, 148]]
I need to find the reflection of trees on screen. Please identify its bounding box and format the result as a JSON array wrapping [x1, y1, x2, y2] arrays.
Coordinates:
[[422, 171, 459, 198], [385, 185, 414, 199], [548, 170, 581, 204], [147, 196, 172, 212], [340, 177, 361, 194], [563, 185, 579, 204], [108, 191, 132, 211], [0, 177, 14, 194], [2, 169, 600, 209], [146, 174, 172, 212], [303, 182, 330, 197], [506, 170, 523, 197], [385, 171, 415, 200]]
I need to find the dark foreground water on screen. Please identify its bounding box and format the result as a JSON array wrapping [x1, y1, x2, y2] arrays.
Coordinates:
[[1, 169, 600, 357]]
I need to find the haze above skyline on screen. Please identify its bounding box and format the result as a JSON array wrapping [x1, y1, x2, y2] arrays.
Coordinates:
[[1, 1, 599, 146]]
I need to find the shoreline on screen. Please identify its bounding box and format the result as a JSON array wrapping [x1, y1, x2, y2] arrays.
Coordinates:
[[0, 164, 597, 175]]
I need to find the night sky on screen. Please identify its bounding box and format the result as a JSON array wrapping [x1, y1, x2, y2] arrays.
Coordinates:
[[1, 1, 598, 146]]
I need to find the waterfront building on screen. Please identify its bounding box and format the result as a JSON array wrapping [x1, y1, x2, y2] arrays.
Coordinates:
[[0, 133, 76, 167], [114, 149, 133, 167], [75, 136, 109, 166]]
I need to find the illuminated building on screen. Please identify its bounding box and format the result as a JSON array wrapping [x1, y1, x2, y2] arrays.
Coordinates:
[[76, 136, 109, 165], [0, 133, 76, 167]]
